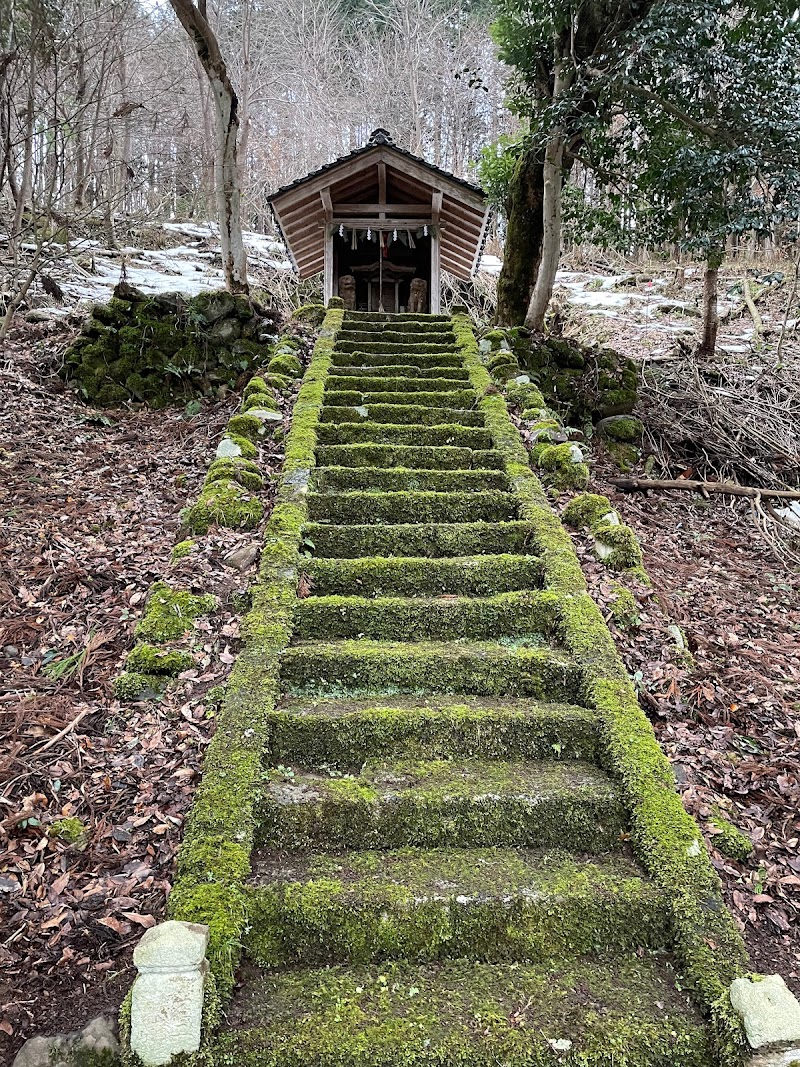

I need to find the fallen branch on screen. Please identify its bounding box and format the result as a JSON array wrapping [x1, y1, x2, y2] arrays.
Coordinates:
[[29, 706, 93, 756], [742, 278, 764, 337], [609, 476, 800, 501]]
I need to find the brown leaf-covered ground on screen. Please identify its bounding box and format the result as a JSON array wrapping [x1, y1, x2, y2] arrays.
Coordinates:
[[2, 291, 799, 1061], [0, 317, 305, 1061], [569, 448, 800, 991]]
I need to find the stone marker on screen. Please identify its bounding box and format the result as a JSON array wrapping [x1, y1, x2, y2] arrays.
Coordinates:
[[130, 920, 209, 1066], [731, 975, 800, 1052]]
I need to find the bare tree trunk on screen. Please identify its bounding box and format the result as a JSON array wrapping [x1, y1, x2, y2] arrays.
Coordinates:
[[169, 0, 248, 293], [524, 129, 564, 331], [524, 58, 572, 332], [698, 251, 723, 359]]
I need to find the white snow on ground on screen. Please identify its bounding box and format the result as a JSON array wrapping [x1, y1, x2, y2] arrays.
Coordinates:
[[35, 221, 292, 316]]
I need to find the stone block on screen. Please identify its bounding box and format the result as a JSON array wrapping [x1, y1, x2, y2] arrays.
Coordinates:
[[130, 920, 209, 1066], [731, 975, 800, 1050]]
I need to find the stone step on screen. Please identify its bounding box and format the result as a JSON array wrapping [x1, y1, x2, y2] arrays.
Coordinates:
[[335, 339, 458, 355], [301, 553, 544, 595], [310, 466, 509, 493], [323, 388, 476, 408], [326, 374, 470, 394], [314, 443, 504, 470], [279, 638, 583, 701], [330, 350, 464, 368], [305, 489, 518, 526], [255, 758, 626, 852], [293, 590, 561, 642], [344, 311, 452, 324], [268, 695, 599, 766], [320, 404, 485, 427], [336, 329, 455, 346], [316, 422, 492, 448], [302, 520, 537, 559], [330, 364, 469, 381], [243, 848, 667, 968], [213, 956, 711, 1067]]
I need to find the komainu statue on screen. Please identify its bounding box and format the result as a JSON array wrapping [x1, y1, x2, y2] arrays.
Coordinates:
[[409, 278, 428, 314], [338, 274, 356, 310]]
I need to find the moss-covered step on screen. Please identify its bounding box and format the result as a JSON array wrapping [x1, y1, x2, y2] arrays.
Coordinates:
[[254, 758, 627, 851], [334, 340, 459, 355], [310, 466, 509, 493], [305, 490, 518, 526], [316, 422, 492, 448], [330, 350, 464, 368], [244, 847, 667, 968], [212, 955, 712, 1067], [302, 520, 537, 559], [292, 591, 562, 642], [330, 364, 469, 381], [326, 376, 467, 394], [278, 638, 583, 701], [345, 312, 452, 324], [337, 329, 456, 345], [324, 389, 475, 409], [315, 443, 504, 470], [320, 404, 484, 427], [268, 695, 599, 765], [301, 554, 544, 597]]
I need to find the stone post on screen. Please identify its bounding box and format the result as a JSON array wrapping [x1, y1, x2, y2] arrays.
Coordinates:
[[730, 975, 800, 1067], [130, 920, 209, 1066]]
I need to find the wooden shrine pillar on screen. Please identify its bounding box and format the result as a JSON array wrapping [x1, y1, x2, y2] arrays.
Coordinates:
[[430, 190, 443, 314], [322, 188, 334, 305]]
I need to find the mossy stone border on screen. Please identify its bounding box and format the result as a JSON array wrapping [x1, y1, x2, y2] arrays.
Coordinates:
[[164, 302, 344, 1005], [452, 308, 748, 1066]]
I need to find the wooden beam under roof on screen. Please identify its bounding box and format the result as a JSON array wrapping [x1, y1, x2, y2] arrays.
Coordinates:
[[333, 203, 430, 215]]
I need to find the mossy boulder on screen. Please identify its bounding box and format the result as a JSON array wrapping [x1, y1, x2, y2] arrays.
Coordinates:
[[60, 283, 280, 407]]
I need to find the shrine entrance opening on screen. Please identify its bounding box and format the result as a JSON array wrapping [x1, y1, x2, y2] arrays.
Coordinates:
[[268, 129, 490, 315], [333, 228, 431, 313]]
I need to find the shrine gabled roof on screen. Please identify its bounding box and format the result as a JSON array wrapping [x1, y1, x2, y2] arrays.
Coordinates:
[[268, 129, 490, 281]]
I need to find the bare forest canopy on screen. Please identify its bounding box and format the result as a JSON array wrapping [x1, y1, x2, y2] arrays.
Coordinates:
[[0, 0, 509, 235]]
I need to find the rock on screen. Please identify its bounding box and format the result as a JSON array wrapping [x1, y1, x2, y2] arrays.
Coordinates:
[[12, 1016, 118, 1067], [113, 281, 147, 302], [130, 920, 209, 1066], [216, 438, 242, 458], [247, 408, 283, 423], [24, 309, 52, 323], [193, 290, 236, 324], [596, 415, 644, 443], [730, 975, 800, 1051], [209, 317, 241, 343], [224, 543, 260, 571], [749, 1048, 800, 1067]]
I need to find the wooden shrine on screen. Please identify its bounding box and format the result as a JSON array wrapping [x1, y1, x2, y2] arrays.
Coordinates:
[[268, 129, 490, 314]]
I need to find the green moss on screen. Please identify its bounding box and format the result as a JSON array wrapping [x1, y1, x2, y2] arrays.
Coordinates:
[[242, 391, 280, 415], [269, 696, 597, 767], [593, 522, 645, 572], [222, 432, 257, 459], [256, 757, 625, 852], [183, 478, 264, 534], [244, 376, 269, 400], [563, 492, 615, 530], [609, 583, 641, 629], [292, 303, 326, 327], [599, 415, 645, 442], [303, 519, 537, 560], [113, 670, 165, 701], [171, 538, 195, 562], [268, 354, 302, 378], [205, 457, 264, 492], [534, 443, 590, 490], [135, 581, 217, 643], [245, 849, 666, 968], [227, 413, 271, 441], [709, 814, 753, 862], [127, 642, 193, 675], [262, 373, 293, 391], [48, 816, 89, 845], [280, 638, 582, 701], [307, 488, 516, 526], [608, 441, 641, 471]]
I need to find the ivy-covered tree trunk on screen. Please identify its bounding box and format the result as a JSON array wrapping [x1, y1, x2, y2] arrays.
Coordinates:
[[698, 249, 723, 359], [495, 146, 545, 326]]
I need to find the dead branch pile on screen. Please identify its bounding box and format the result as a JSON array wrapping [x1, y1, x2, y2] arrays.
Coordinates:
[[639, 349, 800, 489]]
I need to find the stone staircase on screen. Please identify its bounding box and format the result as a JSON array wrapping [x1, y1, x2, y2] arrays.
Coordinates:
[[208, 311, 737, 1067]]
